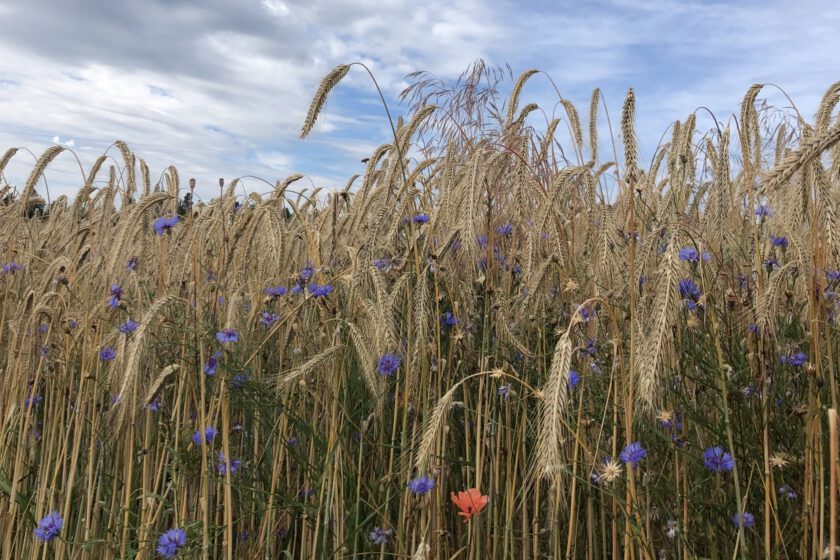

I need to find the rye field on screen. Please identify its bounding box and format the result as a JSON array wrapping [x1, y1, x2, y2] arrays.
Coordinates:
[[2, 63, 840, 559]]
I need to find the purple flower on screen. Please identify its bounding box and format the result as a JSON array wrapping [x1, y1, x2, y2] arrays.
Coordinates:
[[126, 256, 139, 271], [376, 353, 401, 376], [764, 257, 778, 270], [287, 436, 298, 447], [1, 261, 25, 274], [441, 311, 458, 327], [568, 369, 581, 390], [827, 270, 840, 282], [290, 284, 303, 295], [782, 352, 808, 367], [34, 510, 63, 542], [25, 394, 43, 408], [192, 427, 218, 446], [679, 278, 701, 301], [216, 452, 241, 476], [99, 347, 116, 362], [153, 215, 180, 236], [265, 285, 287, 297], [145, 398, 161, 412], [498, 384, 513, 401], [108, 284, 123, 308], [770, 235, 789, 249], [118, 319, 139, 334], [373, 258, 391, 271], [307, 284, 333, 298], [496, 223, 513, 237], [369, 526, 392, 545], [156, 528, 187, 558], [216, 329, 239, 343], [678, 247, 699, 262], [755, 205, 773, 217], [260, 312, 279, 326], [298, 264, 314, 283], [732, 512, 755, 529], [779, 484, 797, 500], [620, 442, 647, 466], [747, 323, 760, 335], [703, 446, 735, 473], [204, 351, 221, 376], [412, 213, 429, 224], [407, 475, 435, 495], [68, 319, 79, 330]]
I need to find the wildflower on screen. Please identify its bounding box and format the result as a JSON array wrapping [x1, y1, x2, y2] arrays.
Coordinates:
[[764, 257, 778, 270], [703, 446, 735, 473], [290, 284, 303, 295], [287, 436, 298, 447], [1, 261, 24, 274], [34, 510, 63, 542], [597, 457, 623, 484], [298, 263, 314, 283], [678, 278, 701, 301], [787, 352, 808, 367], [678, 247, 710, 263], [656, 409, 682, 432], [108, 284, 123, 308], [99, 347, 116, 362], [620, 441, 647, 467], [450, 488, 489, 523], [216, 329, 239, 343], [755, 205, 773, 217], [497, 384, 513, 401], [118, 319, 139, 334], [216, 452, 241, 476], [412, 213, 429, 224], [477, 234, 489, 248], [747, 323, 760, 335], [770, 235, 789, 249], [126, 256, 139, 271], [260, 312, 279, 326], [407, 475, 435, 496], [376, 353, 401, 376], [568, 369, 580, 390], [156, 528, 187, 558], [38, 345, 49, 358], [68, 319, 79, 330], [307, 283, 333, 298], [496, 223, 513, 237], [770, 453, 790, 469], [265, 285, 287, 297], [732, 512, 755, 528], [441, 311, 458, 327], [145, 398, 161, 412], [779, 484, 797, 500], [369, 526, 392, 545], [153, 215, 180, 236], [192, 427, 217, 446], [25, 394, 43, 408], [742, 384, 759, 398], [372, 258, 391, 271], [827, 270, 840, 282], [204, 351, 221, 376]]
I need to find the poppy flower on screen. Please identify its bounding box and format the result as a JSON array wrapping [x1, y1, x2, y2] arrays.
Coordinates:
[[450, 488, 488, 523]]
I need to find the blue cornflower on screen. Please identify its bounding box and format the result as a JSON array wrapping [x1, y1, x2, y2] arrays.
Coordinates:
[[703, 446, 735, 473], [441, 311, 458, 327], [34, 510, 63, 542], [216, 329, 239, 343], [747, 323, 760, 335], [779, 484, 797, 500], [732, 512, 755, 528], [308, 284, 333, 298], [192, 427, 217, 446], [369, 526, 392, 545], [265, 285, 287, 297], [755, 205, 773, 218], [216, 452, 241, 476], [496, 223, 513, 237], [68, 319, 79, 330], [620, 442, 647, 466], [156, 527, 187, 558], [782, 352, 808, 367], [290, 284, 303, 295], [498, 384, 513, 401], [298, 263, 314, 283], [204, 351, 221, 376], [126, 256, 139, 271], [770, 235, 789, 249], [679, 278, 701, 301], [145, 398, 161, 412], [1, 261, 24, 274], [153, 215, 180, 236], [407, 475, 435, 495], [678, 247, 699, 262], [764, 257, 778, 270], [827, 270, 840, 282], [373, 258, 391, 271], [376, 353, 401, 376], [260, 312, 279, 326], [118, 319, 139, 334], [25, 394, 43, 408], [568, 369, 580, 390], [412, 213, 429, 224], [108, 284, 123, 308], [99, 347, 116, 362]]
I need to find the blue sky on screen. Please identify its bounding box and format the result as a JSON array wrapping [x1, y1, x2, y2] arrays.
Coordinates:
[[0, 0, 838, 201]]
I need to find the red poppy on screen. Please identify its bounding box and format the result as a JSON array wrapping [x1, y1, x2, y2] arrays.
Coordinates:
[[450, 488, 489, 523]]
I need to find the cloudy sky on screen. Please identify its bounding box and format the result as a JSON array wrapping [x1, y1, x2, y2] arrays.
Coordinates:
[[0, 0, 838, 200]]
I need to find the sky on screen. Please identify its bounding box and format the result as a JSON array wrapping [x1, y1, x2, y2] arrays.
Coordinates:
[[0, 0, 838, 201]]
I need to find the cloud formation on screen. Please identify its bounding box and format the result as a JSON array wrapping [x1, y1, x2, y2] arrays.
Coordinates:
[[0, 0, 838, 199]]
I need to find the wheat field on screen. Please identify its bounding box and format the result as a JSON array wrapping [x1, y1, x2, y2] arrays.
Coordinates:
[[1, 62, 840, 559]]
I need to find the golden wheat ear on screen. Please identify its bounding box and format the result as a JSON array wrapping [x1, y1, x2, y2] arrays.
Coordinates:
[[300, 64, 351, 139]]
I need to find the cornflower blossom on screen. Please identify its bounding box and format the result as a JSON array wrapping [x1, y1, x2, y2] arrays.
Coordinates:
[[412, 213, 429, 224], [25, 394, 43, 408], [678, 247, 711, 263], [216, 329, 239, 343], [372, 258, 391, 271], [376, 353, 401, 376], [496, 223, 513, 237], [1, 261, 25, 274], [568, 370, 580, 390], [265, 285, 287, 297], [441, 311, 458, 327], [308, 284, 333, 298], [703, 446, 735, 473], [192, 427, 217, 446], [407, 475, 435, 495], [153, 215, 180, 236], [779, 484, 797, 500], [497, 384, 513, 401], [204, 351, 221, 375], [298, 264, 314, 283], [780, 352, 808, 367], [369, 526, 392, 545], [108, 284, 123, 308], [126, 256, 139, 271], [34, 511, 63, 542], [260, 312, 279, 326], [99, 347, 116, 362], [679, 279, 701, 301], [732, 512, 755, 528], [620, 442, 647, 467], [216, 452, 241, 476], [156, 528, 187, 558], [755, 205, 773, 217], [770, 235, 789, 249], [118, 319, 139, 334]]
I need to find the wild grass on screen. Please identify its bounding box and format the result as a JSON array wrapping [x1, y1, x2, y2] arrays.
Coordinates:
[[1, 62, 840, 559]]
